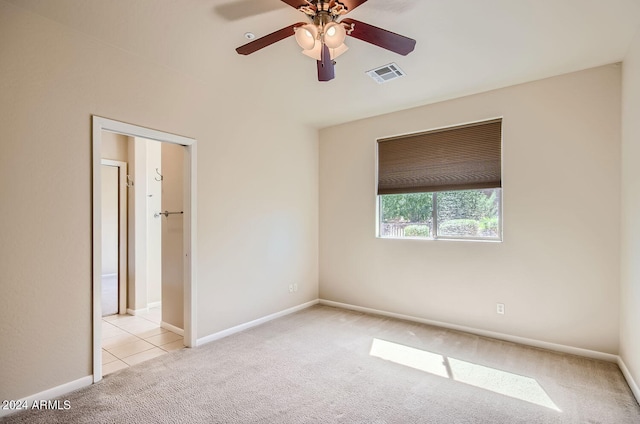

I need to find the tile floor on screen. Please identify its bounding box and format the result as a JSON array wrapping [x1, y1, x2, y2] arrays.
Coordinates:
[[102, 307, 184, 376]]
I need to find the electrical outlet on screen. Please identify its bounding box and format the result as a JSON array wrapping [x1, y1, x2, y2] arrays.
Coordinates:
[[293, 283, 298, 292], [288, 284, 294, 293], [496, 303, 505, 315]]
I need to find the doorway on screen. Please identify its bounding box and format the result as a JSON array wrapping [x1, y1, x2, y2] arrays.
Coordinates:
[[92, 116, 197, 383]]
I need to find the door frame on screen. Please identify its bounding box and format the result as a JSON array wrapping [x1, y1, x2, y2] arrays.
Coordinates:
[[92, 116, 198, 383], [101, 159, 128, 315]]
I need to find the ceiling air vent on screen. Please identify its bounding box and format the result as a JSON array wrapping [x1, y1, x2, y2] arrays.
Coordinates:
[[366, 63, 406, 84]]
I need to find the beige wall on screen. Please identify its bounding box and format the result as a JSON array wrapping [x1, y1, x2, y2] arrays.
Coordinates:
[[621, 29, 640, 391], [101, 131, 129, 162], [319, 65, 621, 354], [161, 142, 184, 329], [0, 2, 318, 401]]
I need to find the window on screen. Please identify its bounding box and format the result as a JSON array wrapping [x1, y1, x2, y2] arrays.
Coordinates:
[[377, 119, 502, 241], [379, 189, 501, 239]]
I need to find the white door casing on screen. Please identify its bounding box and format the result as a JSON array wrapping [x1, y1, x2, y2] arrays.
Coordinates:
[[92, 116, 197, 383]]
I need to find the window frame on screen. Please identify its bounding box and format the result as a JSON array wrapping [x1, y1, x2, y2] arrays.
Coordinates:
[[375, 118, 504, 243], [377, 188, 503, 242]]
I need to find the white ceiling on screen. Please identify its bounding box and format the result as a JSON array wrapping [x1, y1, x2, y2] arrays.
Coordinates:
[[7, 0, 640, 128]]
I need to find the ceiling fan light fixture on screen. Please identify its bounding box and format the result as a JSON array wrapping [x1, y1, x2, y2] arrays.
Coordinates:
[[302, 42, 348, 61], [294, 24, 318, 50], [234, 0, 417, 82], [330, 42, 348, 59], [323, 22, 346, 49]]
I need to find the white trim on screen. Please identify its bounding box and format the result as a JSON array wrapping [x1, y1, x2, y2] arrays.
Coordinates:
[[148, 301, 161, 309], [618, 357, 640, 403], [161, 321, 184, 336], [92, 118, 103, 382], [196, 300, 319, 347], [0, 376, 93, 418], [126, 307, 148, 316], [92, 116, 197, 383], [319, 299, 619, 363], [183, 141, 197, 348], [101, 273, 117, 278]]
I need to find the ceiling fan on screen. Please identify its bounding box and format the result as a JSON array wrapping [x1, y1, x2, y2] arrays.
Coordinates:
[[235, 0, 416, 82]]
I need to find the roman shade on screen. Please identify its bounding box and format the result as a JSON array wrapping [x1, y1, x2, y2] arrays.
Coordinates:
[[377, 119, 502, 195]]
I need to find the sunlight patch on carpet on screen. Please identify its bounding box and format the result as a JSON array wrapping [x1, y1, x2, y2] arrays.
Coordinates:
[[369, 338, 561, 412]]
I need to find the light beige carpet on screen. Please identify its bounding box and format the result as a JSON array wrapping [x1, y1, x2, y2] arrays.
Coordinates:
[[3, 305, 639, 423]]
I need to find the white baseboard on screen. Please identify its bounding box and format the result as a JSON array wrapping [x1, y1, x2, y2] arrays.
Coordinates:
[[101, 273, 117, 278], [0, 375, 93, 418], [196, 300, 319, 347], [618, 357, 640, 403], [126, 303, 159, 315], [126, 307, 148, 316], [319, 299, 619, 363], [161, 321, 184, 336]]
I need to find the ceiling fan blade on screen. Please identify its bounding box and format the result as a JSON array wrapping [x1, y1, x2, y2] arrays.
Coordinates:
[[341, 18, 416, 56], [317, 44, 335, 82], [280, 0, 314, 10], [214, 0, 287, 21], [339, 0, 369, 13], [236, 23, 305, 55]]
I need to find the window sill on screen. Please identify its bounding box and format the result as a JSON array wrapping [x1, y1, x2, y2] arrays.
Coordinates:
[[377, 235, 502, 243]]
